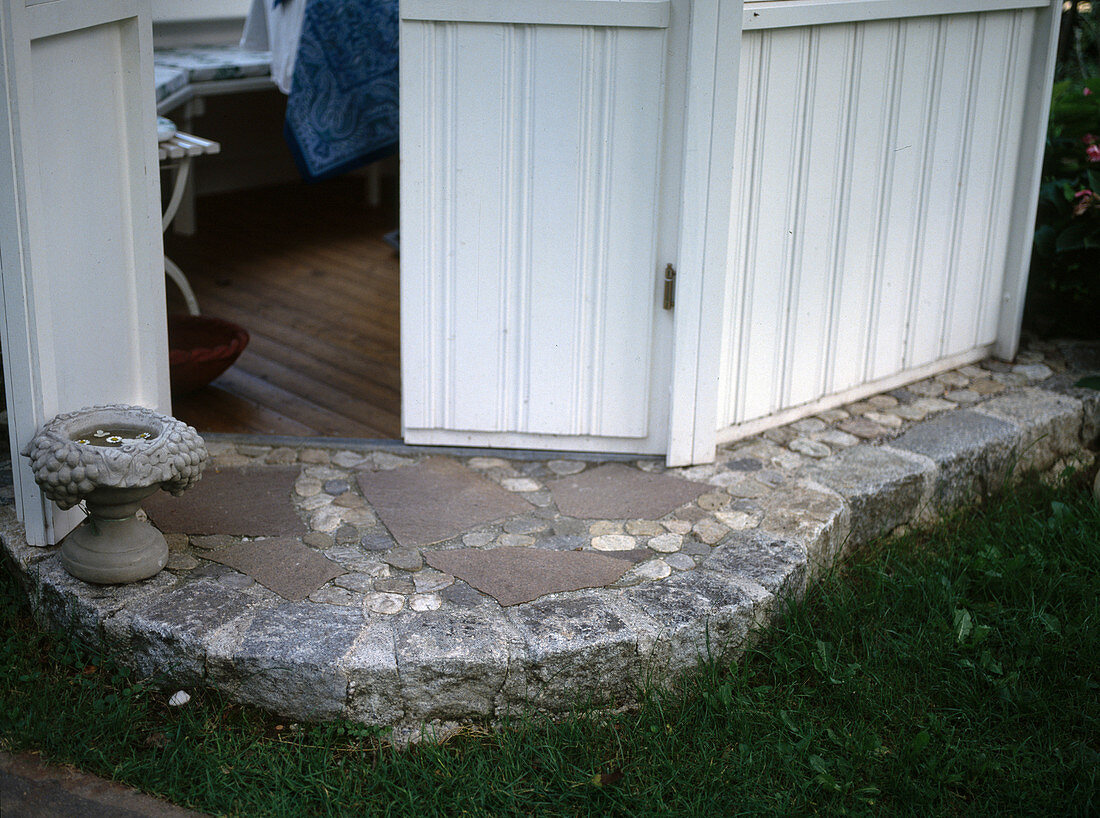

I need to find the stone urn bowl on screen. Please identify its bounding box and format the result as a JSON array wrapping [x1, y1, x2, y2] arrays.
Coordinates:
[[21, 405, 207, 584]]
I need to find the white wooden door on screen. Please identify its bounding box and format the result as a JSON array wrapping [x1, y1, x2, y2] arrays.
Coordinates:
[[400, 0, 683, 456], [0, 0, 168, 545]]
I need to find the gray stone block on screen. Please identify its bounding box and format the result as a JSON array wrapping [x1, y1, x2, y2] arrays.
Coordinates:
[[623, 572, 759, 674], [751, 481, 850, 574], [129, 579, 254, 683], [32, 555, 177, 650], [1039, 373, 1100, 448], [395, 606, 519, 721], [505, 591, 653, 710], [801, 445, 933, 548], [885, 410, 1019, 512], [701, 530, 808, 602], [973, 388, 1083, 474], [341, 618, 402, 725], [229, 603, 363, 721]]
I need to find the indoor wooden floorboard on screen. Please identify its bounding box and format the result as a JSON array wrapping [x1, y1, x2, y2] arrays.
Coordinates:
[[173, 241, 400, 343], [241, 329, 399, 405], [211, 366, 391, 438], [173, 384, 318, 437], [234, 347, 401, 432], [166, 177, 401, 439], [193, 272, 400, 345], [188, 288, 400, 380]]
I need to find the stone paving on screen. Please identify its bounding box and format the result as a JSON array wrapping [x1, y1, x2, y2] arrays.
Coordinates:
[[2, 338, 1099, 741]]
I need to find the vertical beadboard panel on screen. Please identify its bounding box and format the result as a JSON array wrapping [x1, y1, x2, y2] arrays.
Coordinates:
[[970, 11, 1031, 347], [718, 8, 1038, 431], [403, 17, 665, 439], [730, 26, 809, 424], [832, 19, 897, 394]]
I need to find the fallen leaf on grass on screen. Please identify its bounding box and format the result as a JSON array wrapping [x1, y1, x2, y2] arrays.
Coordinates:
[[590, 769, 624, 788]]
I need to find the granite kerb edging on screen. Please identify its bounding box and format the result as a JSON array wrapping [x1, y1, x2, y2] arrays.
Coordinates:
[[1, 385, 1095, 732]]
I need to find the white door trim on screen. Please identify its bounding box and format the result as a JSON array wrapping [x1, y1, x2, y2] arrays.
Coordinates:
[[0, 0, 167, 545], [995, 0, 1060, 361], [666, 0, 743, 466]]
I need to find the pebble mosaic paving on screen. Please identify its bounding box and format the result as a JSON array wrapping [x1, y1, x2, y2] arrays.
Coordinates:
[[3, 339, 1099, 738]]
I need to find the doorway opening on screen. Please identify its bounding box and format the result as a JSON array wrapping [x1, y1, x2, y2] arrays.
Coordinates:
[[164, 170, 401, 440]]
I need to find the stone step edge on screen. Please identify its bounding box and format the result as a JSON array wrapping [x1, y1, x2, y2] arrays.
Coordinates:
[[1, 385, 1095, 734]]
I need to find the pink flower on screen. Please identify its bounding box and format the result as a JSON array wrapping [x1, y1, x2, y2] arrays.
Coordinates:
[[1074, 189, 1096, 215], [1086, 87, 1094, 96], [1085, 134, 1098, 145], [1088, 144, 1100, 163]]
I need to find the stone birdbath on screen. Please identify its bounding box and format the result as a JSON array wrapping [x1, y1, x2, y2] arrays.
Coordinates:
[[21, 405, 207, 584]]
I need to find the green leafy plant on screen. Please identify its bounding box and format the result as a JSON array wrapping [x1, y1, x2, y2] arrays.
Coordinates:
[[1027, 76, 1100, 337]]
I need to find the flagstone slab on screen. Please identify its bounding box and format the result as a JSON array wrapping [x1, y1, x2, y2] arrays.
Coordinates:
[[424, 547, 631, 606], [357, 457, 532, 547], [205, 537, 345, 601], [547, 463, 709, 520], [145, 466, 305, 537]]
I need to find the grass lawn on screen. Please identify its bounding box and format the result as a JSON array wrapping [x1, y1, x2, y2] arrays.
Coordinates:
[[1, 472, 1098, 817]]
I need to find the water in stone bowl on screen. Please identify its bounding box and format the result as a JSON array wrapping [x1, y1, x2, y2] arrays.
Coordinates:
[[72, 428, 154, 447]]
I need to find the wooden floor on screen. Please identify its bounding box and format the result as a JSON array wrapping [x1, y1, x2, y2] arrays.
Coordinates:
[[165, 177, 401, 439]]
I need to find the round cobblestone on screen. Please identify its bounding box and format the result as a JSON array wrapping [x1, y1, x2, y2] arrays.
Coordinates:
[[647, 533, 682, 553], [631, 559, 672, 581], [310, 508, 343, 533], [324, 479, 351, 495], [592, 534, 636, 551], [665, 553, 696, 571], [501, 477, 541, 492], [363, 592, 404, 615], [409, 593, 442, 612], [546, 460, 585, 478]]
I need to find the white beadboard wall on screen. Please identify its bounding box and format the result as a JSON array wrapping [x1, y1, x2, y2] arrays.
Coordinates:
[[401, 18, 667, 442], [718, 9, 1032, 433]]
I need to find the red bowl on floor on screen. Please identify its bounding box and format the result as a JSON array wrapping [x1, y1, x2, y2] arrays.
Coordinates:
[[168, 314, 249, 396]]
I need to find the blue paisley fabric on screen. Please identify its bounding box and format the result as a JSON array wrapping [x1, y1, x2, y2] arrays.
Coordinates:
[[284, 0, 398, 182]]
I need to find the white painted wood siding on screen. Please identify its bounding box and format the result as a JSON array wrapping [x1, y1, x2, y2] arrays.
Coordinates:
[[401, 6, 673, 450], [717, 8, 1039, 433], [0, 0, 168, 544]]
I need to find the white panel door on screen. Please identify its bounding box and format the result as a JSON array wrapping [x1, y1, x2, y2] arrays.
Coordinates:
[[400, 0, 682, 455], [0, 0, 168, 544]]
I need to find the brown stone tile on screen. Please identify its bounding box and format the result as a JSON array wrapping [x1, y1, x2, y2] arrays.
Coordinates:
[[424, 547, 630, 606], [206, 537, 345, 601], [145, 466, 306, 537], [547, 463, 709, 520], [356, 456, 532, 548]]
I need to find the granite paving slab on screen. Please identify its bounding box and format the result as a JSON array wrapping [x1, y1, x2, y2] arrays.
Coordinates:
[[886, 410, 1020, 512], [424, 546, 631, 606], [547, 462, 709, 519], [205, 537, 345, 601], [145, 466, 305, 537], [357, 456, 532, 547]]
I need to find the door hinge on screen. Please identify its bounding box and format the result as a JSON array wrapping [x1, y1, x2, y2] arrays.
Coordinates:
[[662, 263, 676, 310]]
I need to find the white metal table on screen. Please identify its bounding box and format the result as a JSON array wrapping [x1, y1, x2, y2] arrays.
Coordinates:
[[159, 130, 220, 315]]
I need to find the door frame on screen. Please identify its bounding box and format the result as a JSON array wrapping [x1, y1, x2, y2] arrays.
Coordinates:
[[0, 0, 168, 545], [666, 0, 743, 466]]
